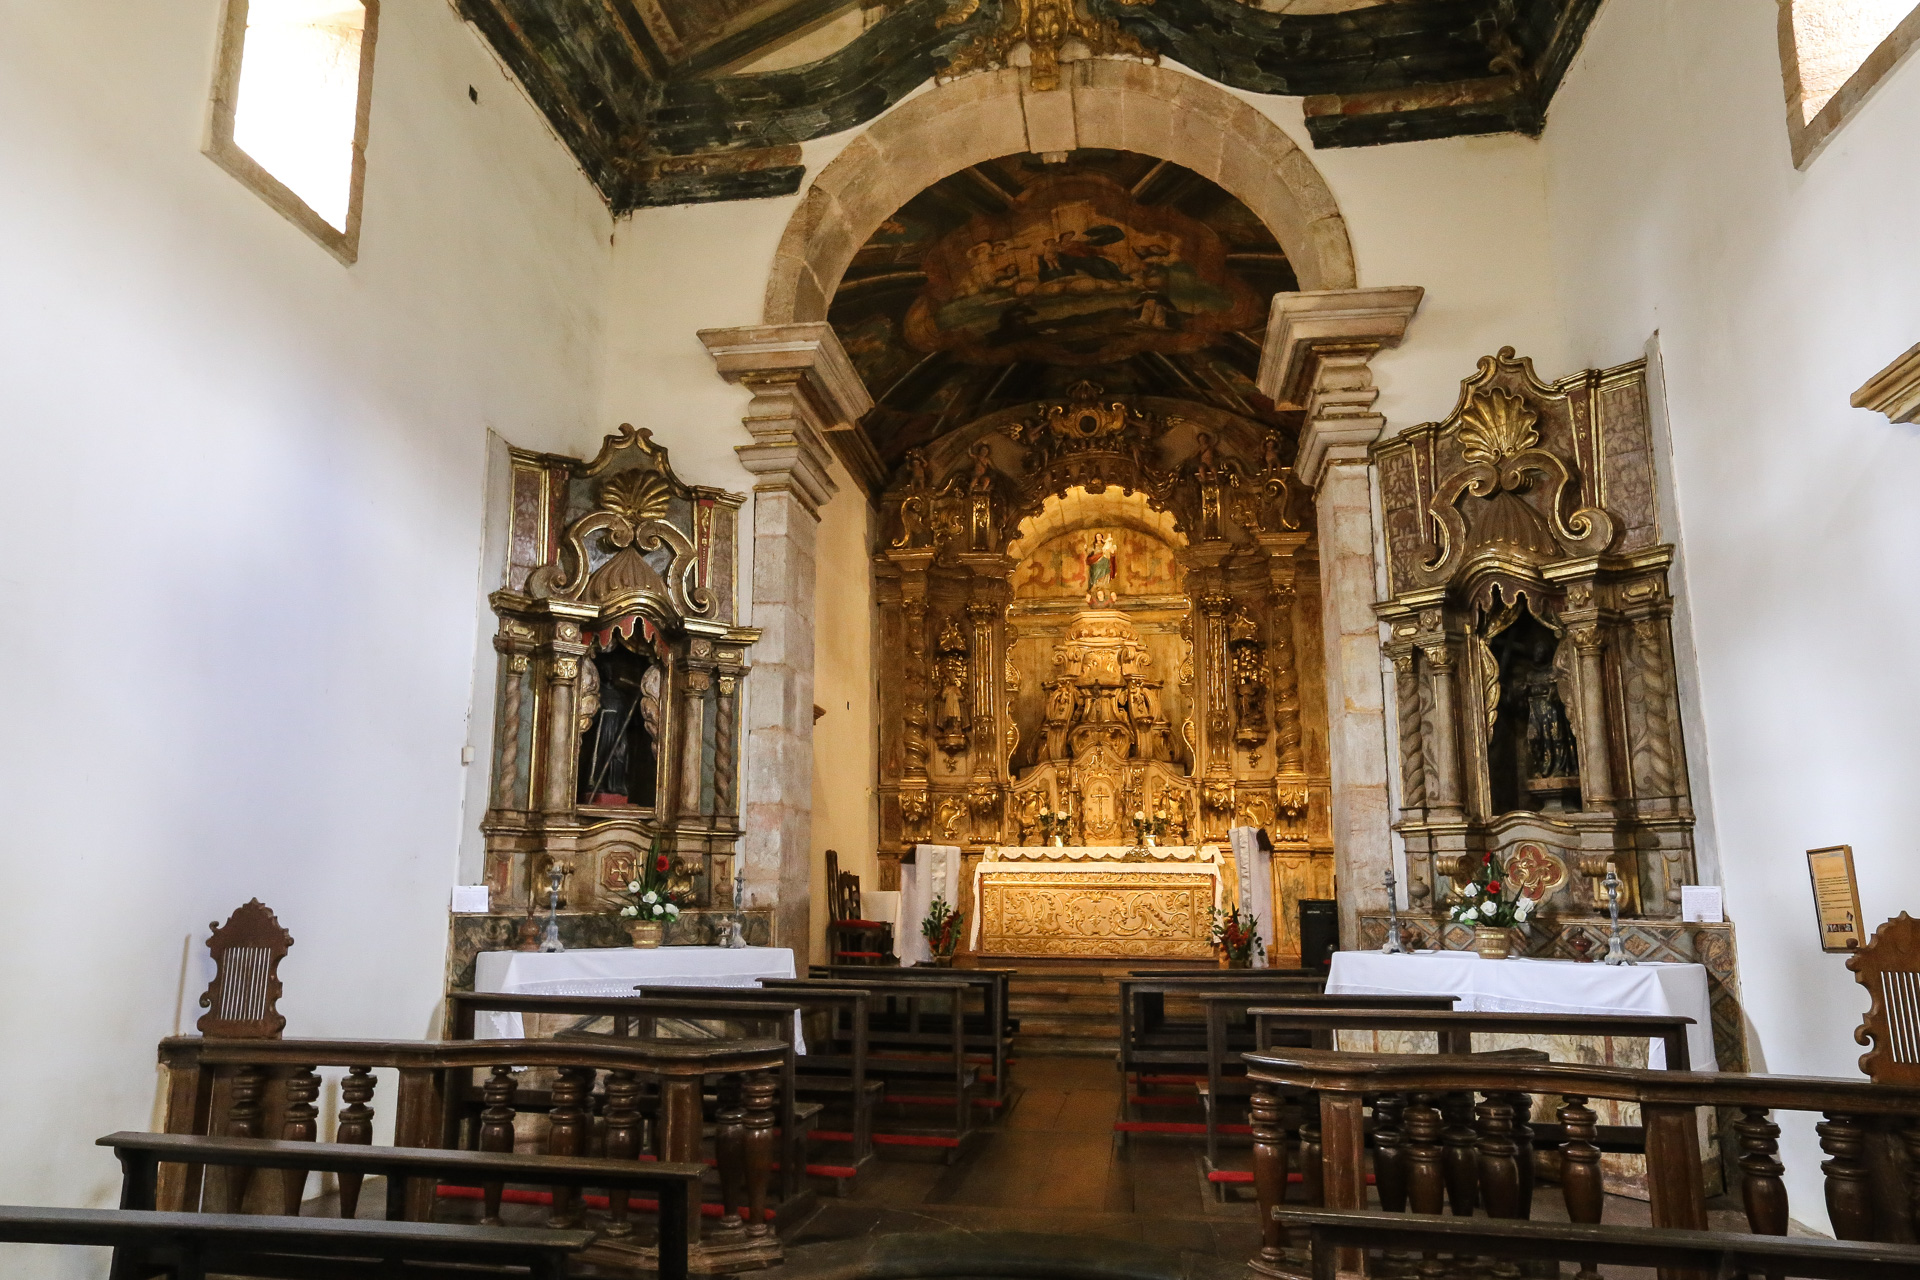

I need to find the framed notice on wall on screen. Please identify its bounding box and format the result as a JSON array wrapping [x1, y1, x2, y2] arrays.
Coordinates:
[[1806, 844, 1865, 952]]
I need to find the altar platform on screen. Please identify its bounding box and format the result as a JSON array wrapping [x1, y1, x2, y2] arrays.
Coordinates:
[[968, 844, 1227, 961]]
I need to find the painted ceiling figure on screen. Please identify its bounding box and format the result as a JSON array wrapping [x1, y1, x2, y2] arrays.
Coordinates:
[[1085, 531, 1119, 606]]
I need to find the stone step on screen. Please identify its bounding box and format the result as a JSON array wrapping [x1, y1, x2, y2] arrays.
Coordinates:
[[1012, 1033, 1119, 1057]]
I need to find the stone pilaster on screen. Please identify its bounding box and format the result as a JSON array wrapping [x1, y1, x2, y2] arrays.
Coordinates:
[[1257, 287, 1423, 948], [700, 323, 873, 963]]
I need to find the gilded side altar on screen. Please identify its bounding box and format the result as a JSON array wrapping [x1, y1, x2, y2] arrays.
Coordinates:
[[972, 845, 1225, 959]]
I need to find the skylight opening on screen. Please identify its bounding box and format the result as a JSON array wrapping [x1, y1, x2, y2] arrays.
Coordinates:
[[207, 0, 378, 261], [1781, 0, 1920, 165]]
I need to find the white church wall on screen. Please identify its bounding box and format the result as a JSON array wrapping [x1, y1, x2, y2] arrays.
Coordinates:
[[1543, 0, 1920, 1231], [0, 1, 611, 1264]]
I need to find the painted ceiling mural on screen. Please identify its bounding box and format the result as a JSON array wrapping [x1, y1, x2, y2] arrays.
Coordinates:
[[454, 0, 1604, 209], [831, 149, 1299, 471]]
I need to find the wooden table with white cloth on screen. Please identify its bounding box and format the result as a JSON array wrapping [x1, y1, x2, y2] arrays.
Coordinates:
[[1328, 949, 1717, 1071], [472, 945, 798, 1040]]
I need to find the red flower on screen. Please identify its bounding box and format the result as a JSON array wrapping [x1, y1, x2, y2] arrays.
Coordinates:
[[655, 854, 671, 873], [1486, 880, 1501, 893]]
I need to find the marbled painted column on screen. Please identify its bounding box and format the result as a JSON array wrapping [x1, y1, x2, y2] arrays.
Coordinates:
[[1257, 287, 1423, 948], [1570, 623, 1615, 806], [701, 324, 873, 964]]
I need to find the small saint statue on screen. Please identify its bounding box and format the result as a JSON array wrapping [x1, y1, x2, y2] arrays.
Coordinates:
[[1085, 531, 1119, 606]]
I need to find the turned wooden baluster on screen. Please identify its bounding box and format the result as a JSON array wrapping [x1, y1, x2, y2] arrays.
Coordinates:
[[1441, 1092, 1479, 1216], [1732, 1105, 1787, 1237], [1817, 1111, 1874, 1241], [224, 1065, 266, 1213], [1402, 1094, 1446, 1215], [602, 1070, 641, 1237], [742, 1071, 778, 1238], [545, 1067, 593, 1229], [1504, 1091, 1535, 1219], [334, 1066, 376, 1218], [477, 1066, 519, 1226], [279, 1066, 320, 1214], [1249, 1084, 1291, 1272], [1474, 1092, 1522, 1220], [1372, 1092, 1409, 1213], [1558, 1095, 1603, 1280], [714, 1075, 748, 1233]]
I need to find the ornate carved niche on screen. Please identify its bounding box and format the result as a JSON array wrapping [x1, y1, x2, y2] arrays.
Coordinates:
[[481, 425, 759, 928], [1374, 349, 1694, 923]]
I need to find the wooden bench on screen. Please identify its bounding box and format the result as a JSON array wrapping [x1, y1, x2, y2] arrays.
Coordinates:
[[0, 1203, 597, 1280], [1242, 1046, 1920, 1278], [100, 1130, 700, 1279], [763, 977, 980, 1157], [810, 965, 1016, 1106], [156, 1032, 791, 1273], [1274, 1208, 1920, 1280], [1117, 974, 1328, 1120]]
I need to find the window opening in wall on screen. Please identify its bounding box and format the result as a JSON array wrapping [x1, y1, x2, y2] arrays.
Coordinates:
[[1781, 0, 1920, 166], [207, 0, 378, 262]]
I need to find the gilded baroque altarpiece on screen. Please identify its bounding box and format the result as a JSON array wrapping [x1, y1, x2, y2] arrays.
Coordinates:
[[874, 381, 1336, 961], [452, 425, 763, 977]]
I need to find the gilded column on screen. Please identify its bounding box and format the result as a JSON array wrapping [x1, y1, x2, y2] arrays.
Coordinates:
[[1571, 623, 1614, 807], [542, 648, 583, 815], [1419, 639, 1463, 817]]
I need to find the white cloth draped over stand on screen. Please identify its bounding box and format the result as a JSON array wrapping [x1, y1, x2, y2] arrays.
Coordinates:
[[896, 844, 962, 965], [1227, 827, 1274, 967]]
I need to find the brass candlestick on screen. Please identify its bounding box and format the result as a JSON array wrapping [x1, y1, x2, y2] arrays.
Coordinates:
[[538, 863, 567, 953], [1601, 867, 1634, 966], [1381, 865, 1407, 954]]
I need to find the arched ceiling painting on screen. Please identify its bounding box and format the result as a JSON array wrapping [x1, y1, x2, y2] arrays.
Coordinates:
[[830, 149, 1302, 478]]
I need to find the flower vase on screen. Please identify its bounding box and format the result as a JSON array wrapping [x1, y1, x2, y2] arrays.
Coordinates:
[[629, 920, 663, 948], [1049, 834, 1064, 847], [1472, 926, 1513, 959], [930, 953, 956, 968]]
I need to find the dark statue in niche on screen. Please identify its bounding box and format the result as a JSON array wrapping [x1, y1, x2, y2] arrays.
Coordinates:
[[1484, 599, 1578, 814], [577, 644, 662, 808]]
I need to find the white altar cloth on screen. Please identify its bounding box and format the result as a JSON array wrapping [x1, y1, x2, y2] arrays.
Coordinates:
[[1328, 949, 1715, 1071], [968, 856, 1227, 948], [473, 945, 797, 1040]]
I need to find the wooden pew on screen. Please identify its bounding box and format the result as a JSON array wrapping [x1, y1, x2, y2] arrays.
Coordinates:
[[1275, 1208, 1920, 1280], [1192, 993, 1458, 1173], [1223, 1005, 1693, 1206], [811, 965, 1016, 1107], [1117, 974, 1326, 1118], [447, 989, 821, 1208], [763, 976, 981, 1158], [628, 983, 880, 1192], [0, 1204, 596, 1280], [99, 1130, 698, 1280], [1241, 1046, 1920, 1279], [156, 1033, 791, 1273]]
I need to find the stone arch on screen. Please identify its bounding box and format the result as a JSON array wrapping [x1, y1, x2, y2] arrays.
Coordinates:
[[762, 60, 1357, 324]]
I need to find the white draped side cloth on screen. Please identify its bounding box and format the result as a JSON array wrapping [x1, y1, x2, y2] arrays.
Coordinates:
[[472, 945, 798, 1041], [1328, 949, 1716, 1071]]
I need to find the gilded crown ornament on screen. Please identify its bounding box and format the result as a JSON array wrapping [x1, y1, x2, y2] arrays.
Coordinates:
[[938, 0, 1155, 92]]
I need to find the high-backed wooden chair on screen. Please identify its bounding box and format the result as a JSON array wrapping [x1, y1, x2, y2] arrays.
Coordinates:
[[824, 850, 893, 966], [197, 899, 293, 1039], [1850, 911, 1920, 1083]]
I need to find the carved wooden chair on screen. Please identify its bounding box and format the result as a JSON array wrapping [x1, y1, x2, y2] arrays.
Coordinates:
[[824, 850, 894, 966], [1850, 911, 1920, 1084], [197, 899, 294, 1039]]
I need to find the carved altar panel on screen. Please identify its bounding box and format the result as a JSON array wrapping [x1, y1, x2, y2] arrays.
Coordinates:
[[977, 868, 1217, 959]]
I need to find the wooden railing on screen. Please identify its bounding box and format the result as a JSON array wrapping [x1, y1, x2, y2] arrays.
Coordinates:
[[157, 1032, 790, 1271], [1243, 1046, 1920, 1278]]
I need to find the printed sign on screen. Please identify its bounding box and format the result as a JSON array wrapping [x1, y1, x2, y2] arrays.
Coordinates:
[[1806, 845, 1865, 952]]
